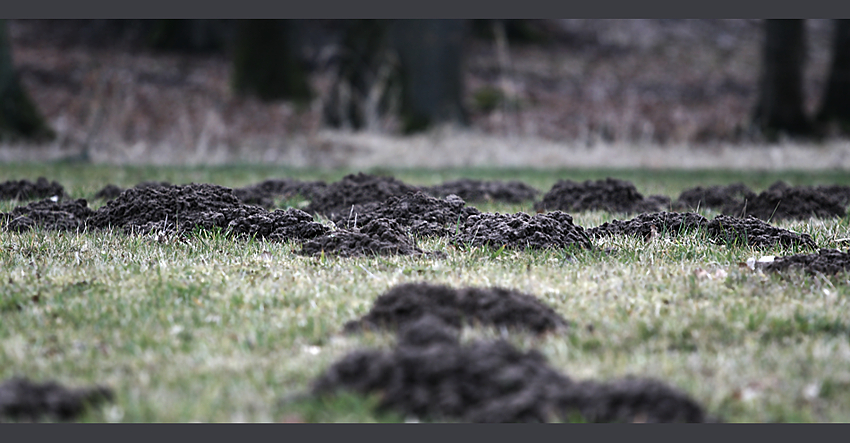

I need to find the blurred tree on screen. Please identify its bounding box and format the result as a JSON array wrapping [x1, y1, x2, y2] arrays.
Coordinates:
[[149, 19, 232, 54], [753, 19, 813, 139], [817, 19, 850, 134], [323, 19, 469, 134], [392, 20, 469, 133], [323, 20, 397, 130], [0, 19, 55, 142], [471, 19, 553, 44], [231, 20, 312, 104]]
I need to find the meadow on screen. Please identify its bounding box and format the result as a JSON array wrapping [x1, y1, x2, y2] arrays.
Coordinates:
[[2, 163, 850, 422]]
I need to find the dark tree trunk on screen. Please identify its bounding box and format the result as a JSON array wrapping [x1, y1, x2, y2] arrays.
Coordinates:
[[231, 20, 312, 104], [817, 20, 850, 133], [322, 20, 397, 130], [753, 19, 813, 139], [149, 19, 232, 54], [390, 20, 469, 133], [0, 20, 54, 142]]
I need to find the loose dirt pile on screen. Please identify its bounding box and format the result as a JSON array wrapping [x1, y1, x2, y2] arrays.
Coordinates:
[[225, 208, 330, 242], [815, 185, 850, 207], [455, 211, 593, 251], [723, 181, 847, 221], [343, 282, 570, 334], [763, 249, 850, 275], [87, 183, 329, 240], [673, 183, 756, 212], [312, 315, 711, 423], [333, 192, 481, 237], [304, 173, 422, 220], [706, 215, 817, 249], [232, 179, 328, 209], [93, 181, 172, 200], [298, 218, 422, 257], [0, 377, 113, 422], [534, 178, 668, 214], [588, 212, 709, 240], [3, 183, 330, 242], [0, 177, 66, 201], [1, 198, 95, 232], [426, 179, 539, 203]]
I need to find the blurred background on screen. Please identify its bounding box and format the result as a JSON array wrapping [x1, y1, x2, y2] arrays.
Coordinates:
[[1, 19, 849, 169]]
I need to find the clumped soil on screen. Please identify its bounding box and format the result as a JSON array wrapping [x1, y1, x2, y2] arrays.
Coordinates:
[[814, 184, 850, 207], [224, 208, 330, 242], [232, 179, 328, 209], [706, 215, 817, 249], [0, 177, 66, 201], [343, 282, 570, 335], [455, 211, 593, 251], [0, 377, 113, 422], [763, 248, 850, 275], [426, 179, 539, 203], [92, 181, 172, 200], [723, 181, 847, 221], [673, 183, 756, 212], [312, 315, 712, 423], [304, 173, 422, 220], [298, 218, 422, 257], [2, 183, 330, 241], [87, 183, 328, 241], [534, 178, 668, 214], [1, 198, 95, 232], [588, 212, 709, 240], [333, 192, 481, 237]]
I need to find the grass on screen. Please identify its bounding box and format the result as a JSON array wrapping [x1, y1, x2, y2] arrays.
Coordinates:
[[2, 163, 850, 422]]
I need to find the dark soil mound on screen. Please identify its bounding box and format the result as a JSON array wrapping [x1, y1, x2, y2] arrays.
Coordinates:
[[455, 211, 593, 251], [344, 282, 570, 334], [312, 316, 711, 423], [93, 181, 172, 201], [723, 181, 846, 221], [426, 179, 540, 203], [1, 198, 95, 232], [92, 184, 124, 200], [0, 377, 113, 422], [814, 184, 850, 207], [232, 179, 327, 209], [87, 183, 328, 240], [673, 183, 756, 212], [763, 249, 850, 275], [534, 178, 666, 214], [298, 218, 422, 257], [303, 173, 422, 220], [706, 215, 817, 249], [553, 377, 711, 424], [226, 208, 330, 242], [88, 183, 258, 233], [587, 212, 708, 240], [0, 177, 66, 201], [333, 192, 481, 237]]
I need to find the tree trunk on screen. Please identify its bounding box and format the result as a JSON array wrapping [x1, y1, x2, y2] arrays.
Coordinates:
[[817, 20, 850, 133], [753, 19, 813, 139], [0, 20, 54, 142], [149, 19, 231, 54], [231, 20, 312, 104], [322, 20, 397, 130], [390, 20, 469, 133]]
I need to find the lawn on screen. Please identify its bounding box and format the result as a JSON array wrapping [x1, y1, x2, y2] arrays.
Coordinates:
[[2, 163, 850, 422]]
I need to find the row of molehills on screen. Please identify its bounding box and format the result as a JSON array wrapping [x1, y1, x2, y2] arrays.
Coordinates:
[[1, 175, 848, 274], [3, 174, 850, 222]]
